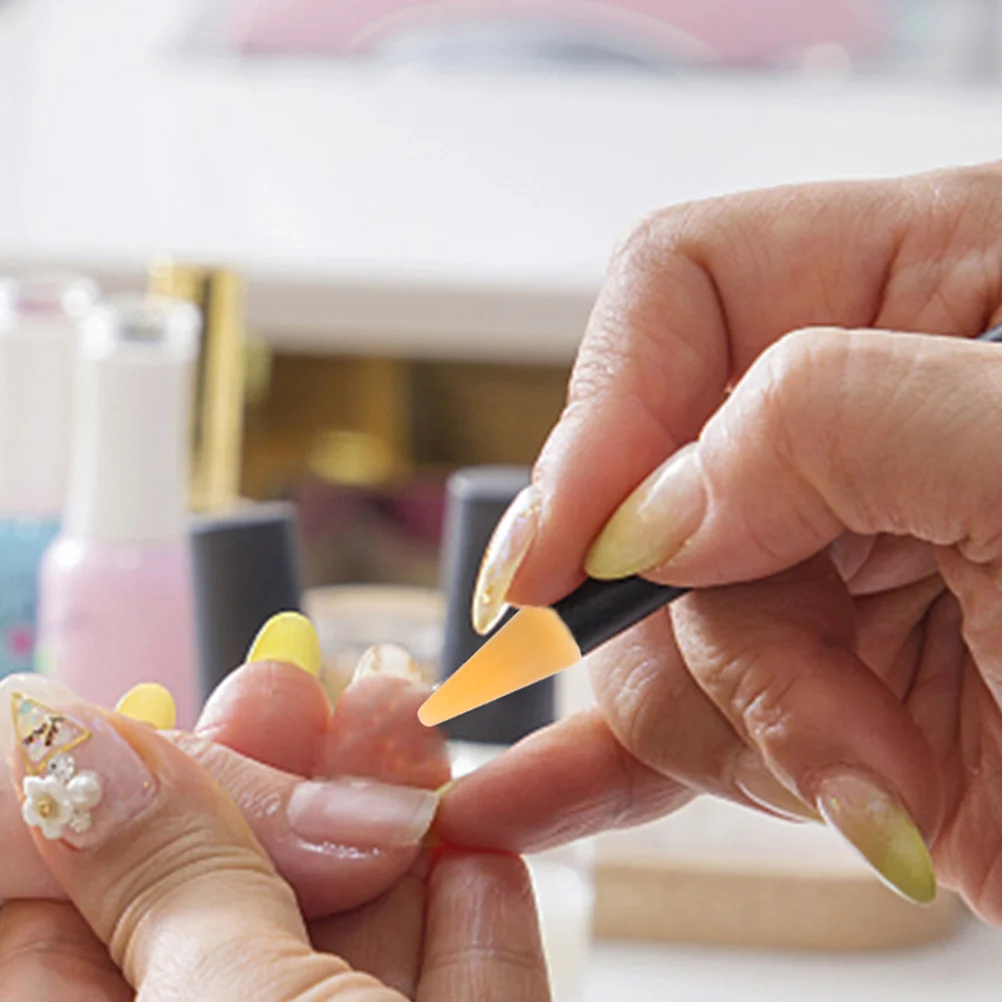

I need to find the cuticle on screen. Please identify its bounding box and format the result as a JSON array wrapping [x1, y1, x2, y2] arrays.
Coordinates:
[[803, 761, 905, 809]]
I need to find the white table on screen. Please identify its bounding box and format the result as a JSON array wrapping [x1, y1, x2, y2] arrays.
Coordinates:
[[2, 0, 1002, 361], [578, 798, 1001, 999], [586, 918, 996, 1001]]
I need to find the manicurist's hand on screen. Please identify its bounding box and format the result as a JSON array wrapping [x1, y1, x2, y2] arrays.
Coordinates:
[[0, 670, 549, 1002], [437, 163, 1002, 918]]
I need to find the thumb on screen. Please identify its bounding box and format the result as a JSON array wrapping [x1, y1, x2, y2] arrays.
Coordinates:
[[3, 675, 404, 1001], [585, 327, 1000, 585]]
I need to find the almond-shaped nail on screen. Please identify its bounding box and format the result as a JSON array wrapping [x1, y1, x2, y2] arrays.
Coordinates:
[[815, 770, 936, 904], [287, 778, 439, 847], [247, 611, 322, 677], [732, 751, 820, 823], [3, 675, 157, 849], [471, 485, 540, 635], [585, 442, 706, 580]]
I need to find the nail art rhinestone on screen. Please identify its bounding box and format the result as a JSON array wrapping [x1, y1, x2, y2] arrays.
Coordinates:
[[46, 753, 76, 783], [12, 693, 91, 775], [68, 813, 93, 834], [12, 694, 103, 840]]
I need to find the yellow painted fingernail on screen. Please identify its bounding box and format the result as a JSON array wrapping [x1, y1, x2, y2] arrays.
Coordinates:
[[816, 771, 936, 905], [471, 485, 540, 635], [585, 442, 706, 580], [115, 683, 177, 730], [247, 611, 322, 677]]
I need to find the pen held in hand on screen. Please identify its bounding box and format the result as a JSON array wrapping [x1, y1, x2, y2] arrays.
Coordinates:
[[418, 324, 1002, 728]]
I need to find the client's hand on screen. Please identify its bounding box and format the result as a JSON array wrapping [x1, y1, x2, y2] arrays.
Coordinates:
[[1, 648, 452, 913], [0, 670, 549, 1001]]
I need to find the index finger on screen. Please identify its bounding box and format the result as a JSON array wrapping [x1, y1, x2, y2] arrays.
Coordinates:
[[512, 167, 999, 605]]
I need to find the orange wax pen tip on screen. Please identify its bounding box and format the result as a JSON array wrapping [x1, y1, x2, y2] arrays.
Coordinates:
[[417, 605, 582, 727], [416, 700, 442, 728]]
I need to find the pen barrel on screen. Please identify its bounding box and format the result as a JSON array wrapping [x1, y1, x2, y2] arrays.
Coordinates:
[[553, 576, 688, 655]]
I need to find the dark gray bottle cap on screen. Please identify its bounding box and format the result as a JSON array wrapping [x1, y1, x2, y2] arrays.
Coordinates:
[[190, 501, 303, 702], [438, 466, 555, 745]]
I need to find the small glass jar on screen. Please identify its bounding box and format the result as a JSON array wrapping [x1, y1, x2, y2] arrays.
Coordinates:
[[303, 584, 444, 702]]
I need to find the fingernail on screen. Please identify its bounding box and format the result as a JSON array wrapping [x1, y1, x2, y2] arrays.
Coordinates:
[[3, 675, 157, 849], [353, 644, 424, 685], [732, 752, 820, 823], [422, 778, 455, 849], [585, 442, 706, 580], [287, 778, 439, 847], [115, 683, 177, 730], [471, 485, 540, 635], [247, 611, 322, 678], [815, 770, 936, 904]]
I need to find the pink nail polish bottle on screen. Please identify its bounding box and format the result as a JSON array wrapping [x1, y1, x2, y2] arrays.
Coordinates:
[[37, 296, 201, 726]]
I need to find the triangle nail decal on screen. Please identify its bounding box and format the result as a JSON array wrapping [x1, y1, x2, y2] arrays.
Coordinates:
[[12, 693, 91, 775]]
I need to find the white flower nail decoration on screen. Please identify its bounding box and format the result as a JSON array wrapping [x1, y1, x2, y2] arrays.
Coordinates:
[[21, 753, 102, 840], [22, 775, 75, 840]]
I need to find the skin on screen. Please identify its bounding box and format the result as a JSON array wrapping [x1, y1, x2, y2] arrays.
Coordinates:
[[0, 664, 550, 1001], [0, 666, 452, 912], [437, 162, 1002, 923], [11, 161, 1002, 989]]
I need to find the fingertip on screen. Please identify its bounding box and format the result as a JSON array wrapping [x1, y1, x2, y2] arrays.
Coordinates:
[[196, 661, 330, 776], [436, 711, 691, 852], [326, 674, 451, 790]]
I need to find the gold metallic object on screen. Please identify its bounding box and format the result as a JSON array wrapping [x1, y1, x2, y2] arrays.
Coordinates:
[[148, 262, 246, 512], [305, 358, 411, 488], [307, 429, 397, 487]]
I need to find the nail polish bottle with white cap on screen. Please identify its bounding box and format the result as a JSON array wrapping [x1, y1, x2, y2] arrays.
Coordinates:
[[37, 295, 201, 725]]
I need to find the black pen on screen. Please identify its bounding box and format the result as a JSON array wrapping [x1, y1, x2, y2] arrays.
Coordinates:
[[419, 324, 1002, 727]]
